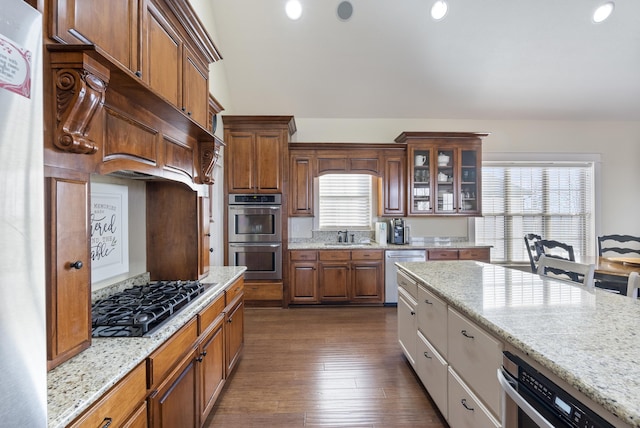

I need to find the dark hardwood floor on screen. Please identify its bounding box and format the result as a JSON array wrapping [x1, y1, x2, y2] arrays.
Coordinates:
[[204, 306, 448, 427]]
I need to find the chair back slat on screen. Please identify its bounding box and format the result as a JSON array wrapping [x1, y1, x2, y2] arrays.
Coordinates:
[[537, 254, 595, 288], [598, 234, 640, 258], [524, 233, 542, 273], [534, 239, 575, 261]]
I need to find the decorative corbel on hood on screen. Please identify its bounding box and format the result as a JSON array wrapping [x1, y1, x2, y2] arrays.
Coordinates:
[[198, 136, 224, 185], [49, 50, 110, 155]]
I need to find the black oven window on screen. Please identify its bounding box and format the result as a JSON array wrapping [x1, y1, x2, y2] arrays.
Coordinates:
[[236, 214, 275, 235], [236, 252, 275, 271]]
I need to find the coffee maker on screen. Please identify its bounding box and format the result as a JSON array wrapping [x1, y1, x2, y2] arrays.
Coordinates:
[[389, 218, 406, 245]]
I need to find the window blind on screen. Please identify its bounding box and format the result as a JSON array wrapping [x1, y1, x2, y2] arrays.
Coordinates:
[[475, 162, 594, 264], [319, 174, 372, 228]]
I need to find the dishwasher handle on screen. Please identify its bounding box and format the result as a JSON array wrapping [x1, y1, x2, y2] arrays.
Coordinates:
[[497, 368, 554, 428]]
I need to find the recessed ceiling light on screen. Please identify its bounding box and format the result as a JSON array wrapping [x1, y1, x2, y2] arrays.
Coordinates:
[[286, 0, 302, 20], [431, 0, 448, 21], [592, 2, 614, 23], [337, 1, 354, 21]]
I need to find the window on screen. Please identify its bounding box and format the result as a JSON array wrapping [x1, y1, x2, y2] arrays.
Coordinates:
[[318, 174, 372, 229], [475, 161, 595, 264]]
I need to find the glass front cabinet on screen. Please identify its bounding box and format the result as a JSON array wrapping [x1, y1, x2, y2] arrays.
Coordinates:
[[397, 132, 486, 216]]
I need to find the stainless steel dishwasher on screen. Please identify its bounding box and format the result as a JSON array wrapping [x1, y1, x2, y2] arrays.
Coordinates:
[[385, 249, 426, 304]]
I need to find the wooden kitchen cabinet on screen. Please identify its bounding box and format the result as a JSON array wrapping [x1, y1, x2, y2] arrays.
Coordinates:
[[45, 175, 91, 370], [289, 151, 315, 216], [68, 362, 147, 428], [146, 181, 211, 280], [395, 132, 487, 216], [316, 149, 381, 175], [224, 116, 297, 194], [224, 282, 245, 376], [244, 281, 284, 306], [289, 250, 319, 304], [427, 247, 490, 263], [198, 310, 225, 424], [316, 250, 384, 304], [378, 150, 406, 217]]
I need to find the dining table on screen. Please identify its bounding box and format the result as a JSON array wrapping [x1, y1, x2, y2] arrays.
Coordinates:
[[583, 256, 640, 294]]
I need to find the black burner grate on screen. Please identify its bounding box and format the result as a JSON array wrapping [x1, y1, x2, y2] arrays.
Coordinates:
[[92, 280, 204, 337]]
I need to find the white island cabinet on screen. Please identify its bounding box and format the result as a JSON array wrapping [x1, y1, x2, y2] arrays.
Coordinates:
[[397, 260, 638, 428]]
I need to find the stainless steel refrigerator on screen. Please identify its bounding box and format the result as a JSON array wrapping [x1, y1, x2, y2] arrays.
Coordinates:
[[0, 1, 47, 426]]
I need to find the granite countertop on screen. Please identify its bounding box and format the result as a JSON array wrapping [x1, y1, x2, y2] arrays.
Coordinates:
[[288, 240, 490, 250], [47, 266, 246, 428], [396, 260, 640, 427]]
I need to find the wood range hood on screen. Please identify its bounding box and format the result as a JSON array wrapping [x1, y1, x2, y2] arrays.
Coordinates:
[[47, 43, 224, 189]]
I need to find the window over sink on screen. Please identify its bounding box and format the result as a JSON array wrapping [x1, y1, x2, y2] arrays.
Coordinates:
[[318, 174, 372, 229]]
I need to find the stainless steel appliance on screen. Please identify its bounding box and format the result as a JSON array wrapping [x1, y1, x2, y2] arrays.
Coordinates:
[[92, 281, 209, 337], [384, 250, 426, 304], [498, 351, 614, 428], [389, 218, 409, 244], [0, 2, 47, 425], [228, 194, 283, 280]]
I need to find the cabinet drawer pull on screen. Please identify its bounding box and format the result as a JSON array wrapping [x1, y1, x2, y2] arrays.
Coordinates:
[[424, 299, 433, 305], [461, 399, 474, 411], [100, 417, 113, 428], [410, 311, 416, 316], [423, 351, 432, 359], [461, 329, 474, 339]]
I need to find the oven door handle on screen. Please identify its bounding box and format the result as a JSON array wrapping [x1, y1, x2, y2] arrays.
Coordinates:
[[497, 368, 554, 428]]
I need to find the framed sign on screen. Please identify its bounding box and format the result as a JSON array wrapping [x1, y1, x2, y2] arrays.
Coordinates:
[[90, 182, 129, 282]]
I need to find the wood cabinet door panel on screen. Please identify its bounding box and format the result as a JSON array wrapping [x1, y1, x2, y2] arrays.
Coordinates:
[[47, 177, 91, 368], [427, 249, 459, 260], [54, 0, 138, 70], [183, 47, 208, 126], [225, 295, 244, 375], [319, 263, 350, 301], [351, 262, 383, 303], [227, 132, 255, 192], [379, 154, 405, 216], [349, 156, 379, 174], [290, 154, 314, 216], [144, 2, 181, 106], [317, 156, 347, 174], [149, 349, 198, 428], [255, 132, 282, 192], [103, 109, 159, 164], [199, 315, 225, 423], [148, 317, 198, 387], [290, 262, 318, 303], [458, 248, 490, 262]]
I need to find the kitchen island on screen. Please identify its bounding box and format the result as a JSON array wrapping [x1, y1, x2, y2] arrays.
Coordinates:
[[47, 266, 246, 428], [397, 260, 640, 427]]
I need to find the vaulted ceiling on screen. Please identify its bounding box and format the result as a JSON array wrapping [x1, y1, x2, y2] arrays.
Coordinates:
[[210, 0, 640, 121]]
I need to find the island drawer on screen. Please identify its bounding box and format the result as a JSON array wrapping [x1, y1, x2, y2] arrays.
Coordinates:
[[68, 362, 147, 428], [447, 308, 502, 417], [427, 249, 459, 260], [448, 367, 500, 428], [397, 270, 418, 299], [458, 248, 490, 262], [416, 331, 448, 418], [417, 285, 448, 358]]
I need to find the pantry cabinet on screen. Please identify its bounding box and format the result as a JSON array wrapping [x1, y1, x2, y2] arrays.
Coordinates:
[[224, 116, 297, 194], [395, 132, 486, 216]]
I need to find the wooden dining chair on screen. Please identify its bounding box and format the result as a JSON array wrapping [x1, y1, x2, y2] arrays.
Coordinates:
[[598, 234, 640, 258], [534, 239, 576, 262], [626, 271, 640, 299], [524, 233, 542, 273], [537, 255, 595, 288]]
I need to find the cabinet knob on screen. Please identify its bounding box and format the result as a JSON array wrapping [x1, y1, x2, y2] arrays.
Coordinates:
[[181, 107, 186, 112], [187, 111, 192, 116], [196, 355, 203, 362], [100, 418, 113, 428], [410, 311, 416, 316], [209, 248, 214, 253], [205, 233, 211, 237], [70, 260, 83, 270], [134, 71, 142, 78]]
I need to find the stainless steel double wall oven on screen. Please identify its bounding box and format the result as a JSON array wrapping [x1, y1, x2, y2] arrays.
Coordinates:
[[228, 194, 282, 280]]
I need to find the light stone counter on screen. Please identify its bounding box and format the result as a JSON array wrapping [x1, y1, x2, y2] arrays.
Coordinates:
[[47, 266, 246, 428], [397, 260, 640, 427], [288, 241, 490, 250]]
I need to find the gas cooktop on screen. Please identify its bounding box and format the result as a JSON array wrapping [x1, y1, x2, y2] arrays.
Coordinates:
[[92, 280, 207, 338]]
